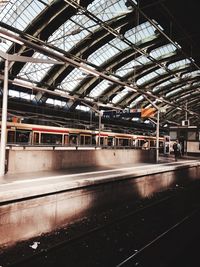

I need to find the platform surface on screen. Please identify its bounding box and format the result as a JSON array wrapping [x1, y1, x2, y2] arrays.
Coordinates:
[[0, 155, 199, 203]]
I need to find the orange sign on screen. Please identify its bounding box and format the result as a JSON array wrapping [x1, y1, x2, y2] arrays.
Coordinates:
[[141, 108, 156, 118]]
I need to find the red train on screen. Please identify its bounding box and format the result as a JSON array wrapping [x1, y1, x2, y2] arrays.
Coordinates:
[[4, 121, 165, 150]]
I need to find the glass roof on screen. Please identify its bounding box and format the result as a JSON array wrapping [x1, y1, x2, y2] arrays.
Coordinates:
[[149, 43, 177, 60], [168, 59, 191, 70], [136, 68, 166, 86], [115, 55, 151, 76], [129, 95, 144, 108], [76, 105, 90, 112], [124, 21, 157, 45], [112, 87, 131, 104], [0, 0, 48, 31], [48, 13, 97, 50], [88, 21, 157, 67], [0, 0, 199, 122], [88, 0, 129, 21], [152, 77, 180, 92], [88, 42, 120, 66], [18, 52, 54, 84], [58, 68, 84, 92], [182, 70, 200, 79], [89, 80, 112, 98]]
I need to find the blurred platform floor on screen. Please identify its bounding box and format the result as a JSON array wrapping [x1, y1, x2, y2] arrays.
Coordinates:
[[0, 155, 198, 197]]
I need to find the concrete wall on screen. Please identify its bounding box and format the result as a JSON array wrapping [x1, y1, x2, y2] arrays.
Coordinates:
[[0, 163, 200, 248], [7, 148, 155, 174]]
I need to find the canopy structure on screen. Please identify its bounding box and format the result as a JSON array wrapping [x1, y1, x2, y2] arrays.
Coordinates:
[[0, 0, 199, 128]]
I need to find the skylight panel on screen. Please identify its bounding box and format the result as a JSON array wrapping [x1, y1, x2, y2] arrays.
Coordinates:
[[19, 52, 54, 83], [182, 70, 200, 79], [88, 0, 129, 22], [153, 77, 180, 92], [0, 0, 47, 31], [137, 68, 166, 86], [88, 42, 119, 66], [168, 59, 191, 71], [48, 14, 97, 50], [192, 81, 200, 87], [89, 80, 111, 98], [115, 55, 151, 76], [179, 93, 192, 100], [59, 68, 84, 92], [76, 105, 90, 112], [112, 88, 130, 104], [125, 21, 157, 45], [136, 55, 151, 65], [46, 98, 54, 105], [166, 88, 182, 97], [9, 89, 20, 98], [130, 95, 144, 108], [109, 38, 129, 51], [50, 0, 130, 52], [0, 37, 12, 54], [150, 43, 177, 60], [19, 92, 33, 100]]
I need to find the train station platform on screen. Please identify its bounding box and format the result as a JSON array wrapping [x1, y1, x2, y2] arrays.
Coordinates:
[[0, 155, 200, 249]]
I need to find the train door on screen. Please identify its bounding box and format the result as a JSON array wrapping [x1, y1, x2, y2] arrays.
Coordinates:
[[97, 136, 106, 146], [115, 138, 119, 147], [7, 130, 16, 144], [33, 132, 40, 144], [163, 136, 170, 155], [91, 134, 96, 145], [107, 136, 115, 147], [63, 134, 69, 145], [150, 140, 155, 149]]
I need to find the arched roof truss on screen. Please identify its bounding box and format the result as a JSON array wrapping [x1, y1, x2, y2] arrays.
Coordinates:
[[0, 0, 199, 126]]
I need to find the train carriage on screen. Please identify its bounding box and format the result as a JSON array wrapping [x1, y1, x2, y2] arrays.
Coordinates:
[[1, 121, 165, 150]]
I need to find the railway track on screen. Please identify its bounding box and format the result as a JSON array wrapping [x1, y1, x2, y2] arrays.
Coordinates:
[[3, 180, 200, 267], [117, 207, 200, 266]]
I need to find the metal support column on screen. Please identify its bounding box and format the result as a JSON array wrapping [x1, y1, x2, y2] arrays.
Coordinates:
[[98, 113, 102, 147], [0, 59, 8, 177], [156, 110, 160, 163], [143, 95, 160, 164]]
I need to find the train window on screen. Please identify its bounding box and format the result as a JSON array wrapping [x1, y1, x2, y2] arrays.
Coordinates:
[[119, 138, 129, 146], [7, 131, 15, 143], [41, 133, 62, 144], [188, 131, 196, 141], [150, 141, 155, 147], [80, 135, 91, 145], [139, 140, 145, 147], [69, 134, 78, 145], [16, 130, 30, 144], [108, 137, 114, 146], [33, 132, 39, 144]]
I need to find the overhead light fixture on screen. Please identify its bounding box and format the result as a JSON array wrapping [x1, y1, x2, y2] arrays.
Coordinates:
[[0, 33, 24, 45]]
